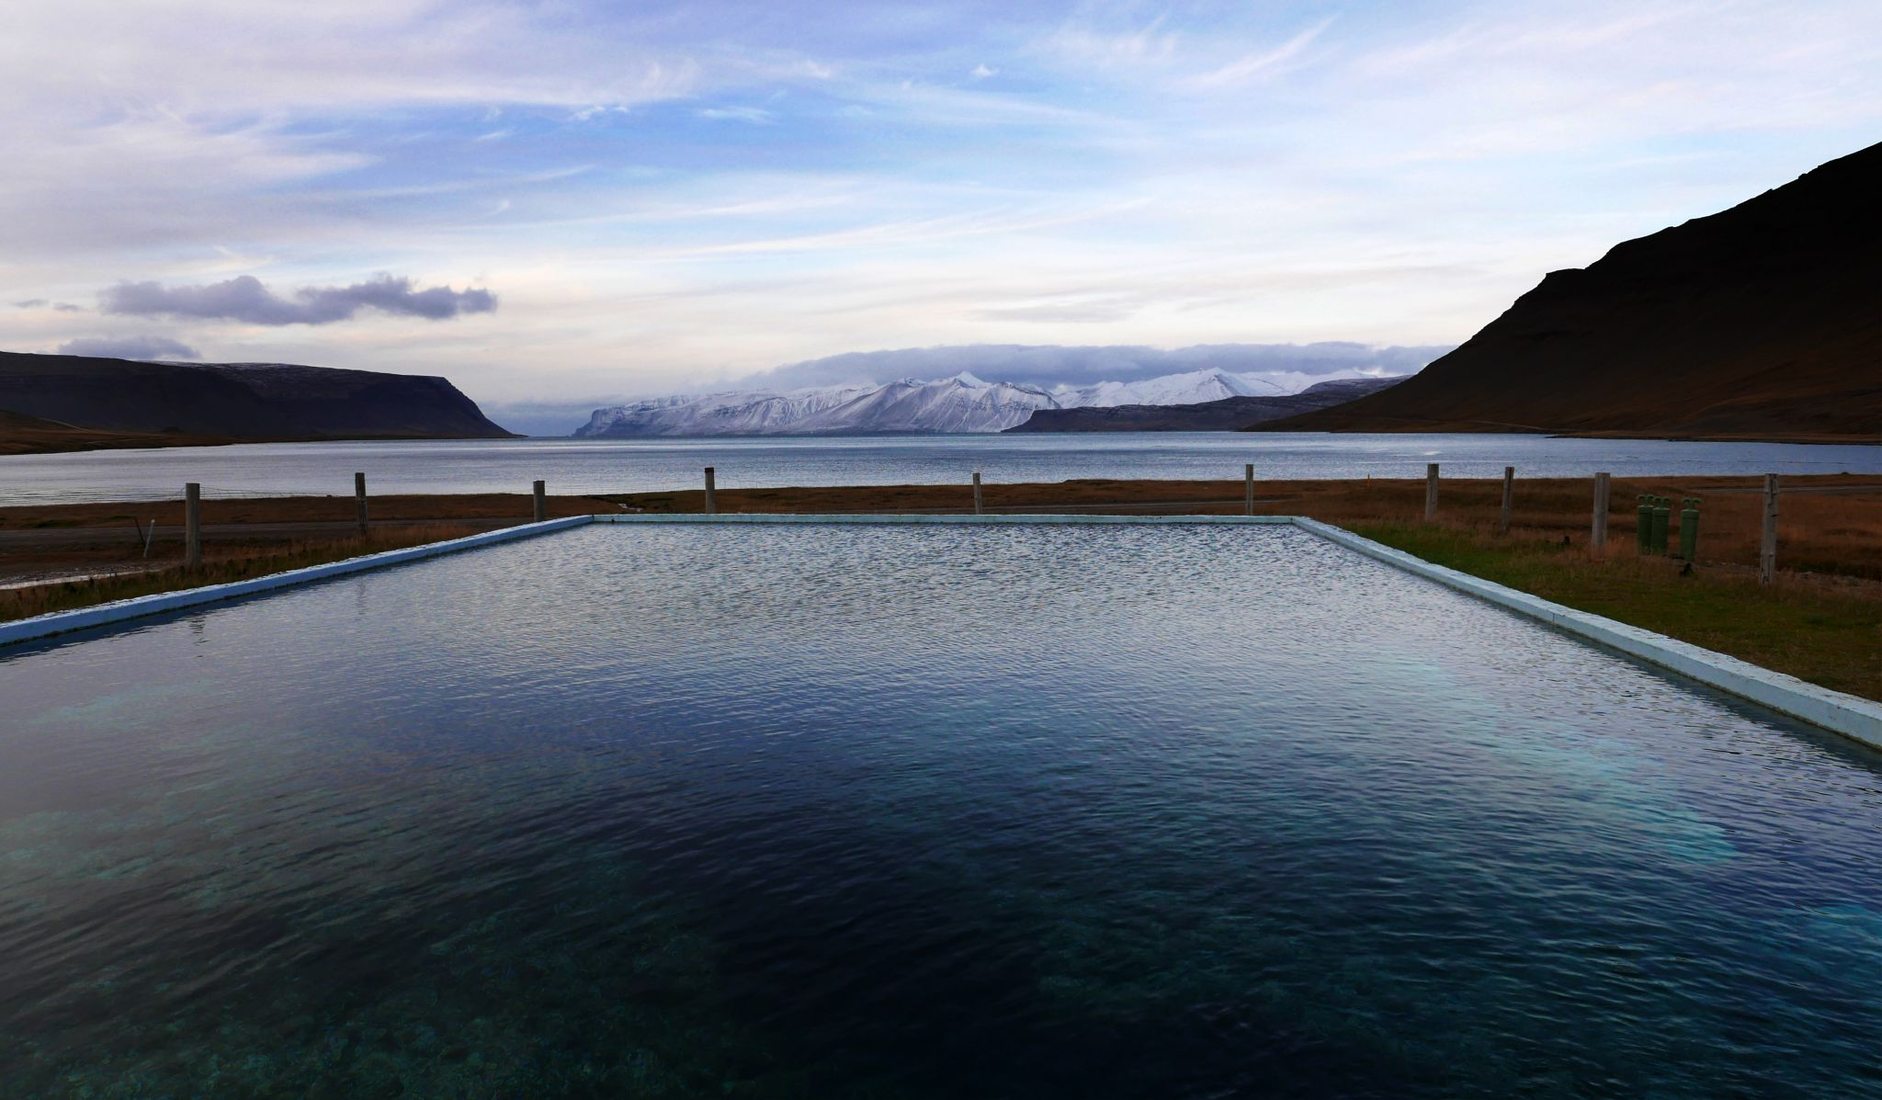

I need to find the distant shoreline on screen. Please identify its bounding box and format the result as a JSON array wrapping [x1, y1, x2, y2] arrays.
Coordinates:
[[0, 427, 524, 457], [9, 425, 1876, 456]]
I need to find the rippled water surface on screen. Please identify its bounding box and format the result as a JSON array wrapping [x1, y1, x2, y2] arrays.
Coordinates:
[[4, 524, 1882, 1097], [3, 432, 1879, 504]]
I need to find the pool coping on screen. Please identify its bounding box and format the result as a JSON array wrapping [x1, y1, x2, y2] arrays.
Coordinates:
[[1291, 517, 1882, 750], [4, 510, 1878, 751], [593, 513, 1297, 525], [0, 516, 592, 650]]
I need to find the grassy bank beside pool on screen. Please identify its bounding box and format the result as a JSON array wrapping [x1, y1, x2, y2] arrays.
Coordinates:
[[1348, 522, 1881, 702]]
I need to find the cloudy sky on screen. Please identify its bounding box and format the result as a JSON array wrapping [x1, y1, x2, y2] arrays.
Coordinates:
[[2, 0, 1877, 410]]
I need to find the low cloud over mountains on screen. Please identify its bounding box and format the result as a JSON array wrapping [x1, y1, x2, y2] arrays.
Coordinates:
[[56, 335, 200, 360], [742, 343, 1449, 391]]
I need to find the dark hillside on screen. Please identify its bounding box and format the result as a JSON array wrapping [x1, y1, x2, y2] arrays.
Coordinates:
[[1008, 377, 1403, 431], [1262, 142, 1882, 441], [0, 352, 514, 449]]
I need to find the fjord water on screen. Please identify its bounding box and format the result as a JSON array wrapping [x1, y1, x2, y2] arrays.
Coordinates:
[[4, 524, 1882, 1097], [2, 432, 1879, 504]]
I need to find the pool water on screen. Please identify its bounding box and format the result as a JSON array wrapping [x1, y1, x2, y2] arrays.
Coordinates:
[[3, 524, 1881, 1097]]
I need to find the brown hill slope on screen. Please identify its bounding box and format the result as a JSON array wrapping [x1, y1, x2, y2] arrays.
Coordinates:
[[0, 409, 238, 455], [1260, 142, 1882, 441], [0, 352, 516, 451]]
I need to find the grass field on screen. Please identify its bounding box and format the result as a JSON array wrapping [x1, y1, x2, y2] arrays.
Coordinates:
[[1348, 522, 1881, 701]]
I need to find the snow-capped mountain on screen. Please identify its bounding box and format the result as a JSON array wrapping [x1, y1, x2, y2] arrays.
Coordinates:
[[791, 373, 1055, 433], [577, 384, 873, 437], [1052, 368, 1289, 408], [574, 367, 1391, 436]]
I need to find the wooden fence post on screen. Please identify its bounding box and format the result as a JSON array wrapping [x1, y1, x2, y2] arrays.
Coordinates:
[[1424, 463, 1439, 522], [1591, 472, 1611, 552], [1498, 466, 1514, 535], [1760, 473, 1779, 584], [184, 482, 202, 569], [1244, 464, 1254, 516], [973, 471, 984, 516], [703, 467, 717, 515], [354, 472, 368, 535], [532, 480, 547, 523]]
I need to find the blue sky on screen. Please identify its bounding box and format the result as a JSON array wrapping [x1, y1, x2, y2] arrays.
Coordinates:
[[2, 0, 1877, 409]]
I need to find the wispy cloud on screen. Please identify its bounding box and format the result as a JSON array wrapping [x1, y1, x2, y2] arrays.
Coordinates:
[[697, 105, 775, 124], [1188, 18, 1333, 88]]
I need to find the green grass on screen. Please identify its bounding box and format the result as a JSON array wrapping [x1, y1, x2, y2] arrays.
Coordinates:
[[1352, 522, 1882, 702]]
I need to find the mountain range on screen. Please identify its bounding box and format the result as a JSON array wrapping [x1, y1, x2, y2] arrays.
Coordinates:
[[574, 367, 1392, 437], [1264, 140, 1882, 441]]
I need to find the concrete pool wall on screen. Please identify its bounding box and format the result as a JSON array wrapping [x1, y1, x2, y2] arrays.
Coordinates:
[[4, 512, 1879, 750]]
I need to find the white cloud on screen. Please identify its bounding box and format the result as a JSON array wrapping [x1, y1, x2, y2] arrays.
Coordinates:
[[697, 105, 776, 124], [1187, 18, 1333, 89], [57, 334, 201, 360]]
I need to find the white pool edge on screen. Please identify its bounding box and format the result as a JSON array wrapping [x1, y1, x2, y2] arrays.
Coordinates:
[[593, 512, 1297, 525], [1290, 517, 1882, 750], [0, 515, 593, 648], [6, 510, 1877, 751]]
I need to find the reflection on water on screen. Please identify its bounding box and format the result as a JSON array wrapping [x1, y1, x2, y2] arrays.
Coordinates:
[[3, 525, 1881, 1096], [1, 431, 1877, 504]]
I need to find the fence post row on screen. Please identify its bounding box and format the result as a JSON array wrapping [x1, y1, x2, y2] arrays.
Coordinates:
[[1590, 472, 1611, 552], [532, 480, 547, 523], [703, 467, 717, 515], [184, 482, 202, 569], [1424, 463, 1439, 522], [1760, 474, 1779, 584]]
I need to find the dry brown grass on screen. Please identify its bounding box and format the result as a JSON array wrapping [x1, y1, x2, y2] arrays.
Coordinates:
[[1348, 521, 1881, 700]]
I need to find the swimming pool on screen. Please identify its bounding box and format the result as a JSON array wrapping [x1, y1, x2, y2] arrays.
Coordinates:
[[3, 523, 1880, 1096]]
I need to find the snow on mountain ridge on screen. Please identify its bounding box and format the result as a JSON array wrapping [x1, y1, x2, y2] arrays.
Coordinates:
[[574, 367, 1394, 436], [1052, 368, 1294, 408]]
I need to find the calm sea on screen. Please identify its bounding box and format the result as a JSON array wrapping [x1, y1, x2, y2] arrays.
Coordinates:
[[2, 433, 1878, 505]]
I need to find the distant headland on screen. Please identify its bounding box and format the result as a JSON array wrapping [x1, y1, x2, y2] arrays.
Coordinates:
[[0, 352, 516, 455]]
